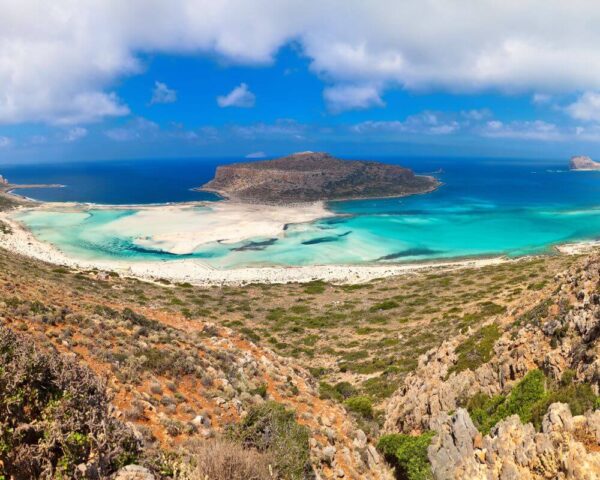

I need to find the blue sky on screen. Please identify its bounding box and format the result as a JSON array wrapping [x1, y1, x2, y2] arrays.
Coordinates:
[[3, 2, 600, 163]]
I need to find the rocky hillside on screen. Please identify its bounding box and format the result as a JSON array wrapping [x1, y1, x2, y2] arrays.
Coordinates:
[[200, 152, 439, 203], [570, 156, 600, 171], [0, 248, 392, 480], [383, 254, 600, 479]]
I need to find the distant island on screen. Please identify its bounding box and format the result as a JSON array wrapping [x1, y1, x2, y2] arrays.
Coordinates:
[[569, 155, 600, 171], [199, 151, 440, 203]]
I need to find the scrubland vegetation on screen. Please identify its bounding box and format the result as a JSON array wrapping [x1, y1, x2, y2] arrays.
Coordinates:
[[0, 234, 582, 478]]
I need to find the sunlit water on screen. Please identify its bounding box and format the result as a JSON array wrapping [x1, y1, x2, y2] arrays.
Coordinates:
[[5, 157, 600, 269]]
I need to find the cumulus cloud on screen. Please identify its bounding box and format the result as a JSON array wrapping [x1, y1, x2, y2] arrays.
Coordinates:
[[352, 111, 462, 135], [217, 83, 256, 108], [6, 2, 600, 123], [566, 92, 600, 122], [62, 127, 88, 143], [323, 84, 384, 113], [480, 120, 562, 141], [151, 82, 177, 104]]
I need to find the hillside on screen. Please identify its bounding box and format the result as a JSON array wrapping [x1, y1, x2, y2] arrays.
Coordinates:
[[384, 254, 600, 479], [200, 152, 439, 203], [3, 190, 600, 478]]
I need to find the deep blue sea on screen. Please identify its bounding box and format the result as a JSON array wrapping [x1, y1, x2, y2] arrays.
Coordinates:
[[3, 157, 600, 268]]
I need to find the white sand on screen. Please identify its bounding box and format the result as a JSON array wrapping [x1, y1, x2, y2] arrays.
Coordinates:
[[107, 202, 332, 254], [0, 201, 597, 286]]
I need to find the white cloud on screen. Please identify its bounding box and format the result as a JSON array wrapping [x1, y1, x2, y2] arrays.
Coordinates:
[[63, 127, 88, 142], [480, 120, 562, 141], [245, 151, 267, 158], [151, 81, 177, 104], [352, 111, 460, 135], [532, 93, 552, 105], [43, 92, 129, 126], [323, 84, 384, 113], [0, 136, 11, 148], [566, 92, 600, 122], [217, 83, 256, 108], [105, 117, 158, 141], [231, 119, 305, 139], [6, 2, 600, 123]]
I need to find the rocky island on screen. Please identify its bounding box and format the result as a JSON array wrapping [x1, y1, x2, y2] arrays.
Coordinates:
[[569, 155, 600, 170], [199, 151, 440, 203]]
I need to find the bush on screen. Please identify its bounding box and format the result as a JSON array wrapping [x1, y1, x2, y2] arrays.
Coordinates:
[[318, 381, 357, 402], [448, 324, 501, 376], [377, 432, 435, 480], [468, 369, 546, 433], [369, 300, 400, 312], [467, 369, 598, 433], [229, 401, 311, 479], [344, 396, 374, 419], [303, 281, 326, 294], [0, 326, 140, 479], [177, 438, 275, 480]]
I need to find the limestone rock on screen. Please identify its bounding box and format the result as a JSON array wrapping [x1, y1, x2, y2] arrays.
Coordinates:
[[113, 465, 155, 480]]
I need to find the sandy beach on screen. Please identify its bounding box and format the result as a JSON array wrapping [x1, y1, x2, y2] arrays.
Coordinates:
[[0, 201, 516, 285], [1, 199, 599, 286]]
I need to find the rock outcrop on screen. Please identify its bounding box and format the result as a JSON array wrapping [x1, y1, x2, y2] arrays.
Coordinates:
[[569, 156, 600, 171], [428, 404, 600, 480], [200, 152, 440, 203], [384, 254, 600, 479]]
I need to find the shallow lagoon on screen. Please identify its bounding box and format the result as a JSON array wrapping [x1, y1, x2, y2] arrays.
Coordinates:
[[10, 158, 600, 269]]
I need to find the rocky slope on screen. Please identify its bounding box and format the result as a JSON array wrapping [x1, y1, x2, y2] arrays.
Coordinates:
[[384, 254, 600, 479], [0, 248, 392, 479], [570, 156, 600, 171], [200, 152, 439, 203]]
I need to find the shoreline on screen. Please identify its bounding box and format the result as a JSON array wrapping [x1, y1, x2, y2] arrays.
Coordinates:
[[196, 175, 442, 206], [0, 187, 598, 285], [0, 204, 599, 286]]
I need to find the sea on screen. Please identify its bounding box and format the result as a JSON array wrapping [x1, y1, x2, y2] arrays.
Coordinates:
[[2, 157, 600, 269]]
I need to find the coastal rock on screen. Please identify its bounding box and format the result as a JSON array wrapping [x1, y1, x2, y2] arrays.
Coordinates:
[[569, 155, 600, 171], [200, 151, 439, 204], [383, 254, 600, 479], [427, 404, 600, 480]]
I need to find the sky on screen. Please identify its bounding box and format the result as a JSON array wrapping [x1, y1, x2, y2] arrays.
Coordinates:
[[4, 1, 600, 163]]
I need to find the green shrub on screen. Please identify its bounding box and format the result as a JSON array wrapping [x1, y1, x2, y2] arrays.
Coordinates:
[[468, 369, 546, 433], [369, 300, 399, 312], [528, 370, 597, 430], [467, 369, 598, 433], [319, 381, 357, 402], [303, 281, 326, 294], [344, 396, 373, 419], [377, 432, 435, 480], [448, 324, 501, 376], [229, 401, 310, 479]]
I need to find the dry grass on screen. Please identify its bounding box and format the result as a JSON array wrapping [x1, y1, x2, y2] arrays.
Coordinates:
[[177, 439, 275, 480]]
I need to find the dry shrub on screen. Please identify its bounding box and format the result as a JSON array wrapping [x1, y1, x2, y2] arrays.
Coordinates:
[[0, 325, 140, 479], [177, 438, 275, 480]]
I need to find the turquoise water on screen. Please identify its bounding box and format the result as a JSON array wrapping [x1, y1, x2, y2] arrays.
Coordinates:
[[10, 158, 600, 268]]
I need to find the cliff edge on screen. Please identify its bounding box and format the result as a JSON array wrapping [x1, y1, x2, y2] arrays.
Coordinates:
[[199, 152, 440, 203]]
